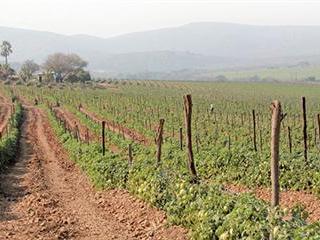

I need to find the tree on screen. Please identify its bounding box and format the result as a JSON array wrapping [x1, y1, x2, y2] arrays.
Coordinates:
[[64, 68, 91, 83], [0, 41, 13, 65], [19, 60, 40, 82], [43, 53, 88, 82], [0, 64, 15, 80]]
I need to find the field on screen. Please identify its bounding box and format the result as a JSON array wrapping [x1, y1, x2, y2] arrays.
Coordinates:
[[214, 65, 320, 82], [1, 80, 320, 239]]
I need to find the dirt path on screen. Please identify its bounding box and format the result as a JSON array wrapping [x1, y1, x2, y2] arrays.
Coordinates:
[[225, 184, 320, 222], [0, 106, 188, 239]]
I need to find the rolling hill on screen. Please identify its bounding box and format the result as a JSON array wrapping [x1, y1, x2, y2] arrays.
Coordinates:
[[1, 22, 320, 78]]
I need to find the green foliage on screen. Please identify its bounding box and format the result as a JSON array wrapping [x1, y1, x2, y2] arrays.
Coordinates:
[[0, 103, 23, 170], [64, 68, 91, 83], [43, 52, 88, 83], [0, 40, 12, 65], [45, 105, 320, 239], [0, 64, 15, 80], [47, 108, 128, 189], [14, 81, 320, 239], [19, 60, 40, 82]]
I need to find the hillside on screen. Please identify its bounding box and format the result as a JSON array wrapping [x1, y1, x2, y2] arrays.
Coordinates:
[[1, 22, 320, 77]]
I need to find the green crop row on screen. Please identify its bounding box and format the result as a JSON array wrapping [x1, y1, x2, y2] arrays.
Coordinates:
[[45, 104, 320, 240], [0, 103, 23, 170]]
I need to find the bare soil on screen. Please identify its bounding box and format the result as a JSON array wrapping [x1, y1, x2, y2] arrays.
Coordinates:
[[0, 105, 188, 239]]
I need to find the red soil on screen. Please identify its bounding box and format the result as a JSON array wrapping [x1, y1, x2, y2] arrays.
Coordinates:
[[0, 105, 188, 239]]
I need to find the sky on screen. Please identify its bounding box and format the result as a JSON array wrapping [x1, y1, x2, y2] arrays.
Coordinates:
[[1, 0, 320, 38]]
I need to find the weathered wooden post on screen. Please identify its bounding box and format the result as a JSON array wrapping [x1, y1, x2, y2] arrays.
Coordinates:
[[252, 109, 257, 151], [317, 114, 320, 145], [314, 125, 317, 147], [128, 143, 133, 165], [86, 127, 90, 145], [183, 95, 198, 184], [63, 120, 67, 133], [179, 127, 183, 150], [156, 119, 165, 164], [259, 129, 263, 152], [270, 100, 281, 208], [288, 126, 292, 154], [302, 97, 308, 162], [196, 135, 200, 153], [74, 122, 79, 141], [102, 121, 106, 156]]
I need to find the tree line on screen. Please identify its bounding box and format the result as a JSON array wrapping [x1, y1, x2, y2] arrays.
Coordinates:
[[0, 40, 91, 83]]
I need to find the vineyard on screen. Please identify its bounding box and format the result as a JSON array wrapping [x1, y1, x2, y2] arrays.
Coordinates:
[[0, 93, 22, 170], [2, 81, 320, 239]]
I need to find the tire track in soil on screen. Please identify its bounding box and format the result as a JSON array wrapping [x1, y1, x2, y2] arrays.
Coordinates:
[[0, 106, 77, 239], [0, 105, 188, 239]]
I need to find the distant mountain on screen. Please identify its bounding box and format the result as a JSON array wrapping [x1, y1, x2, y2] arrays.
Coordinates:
[[102, 22, 320, 58], [1, 22, 320, 77]]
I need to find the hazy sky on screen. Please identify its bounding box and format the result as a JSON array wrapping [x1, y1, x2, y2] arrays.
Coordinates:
[[1, 0, 320, 38]]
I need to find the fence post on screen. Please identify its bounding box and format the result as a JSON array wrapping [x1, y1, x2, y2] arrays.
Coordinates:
[[314, 125, 317, 147], [128, 143, 133, 165], [270, 100, 281, 208], [183, 95, 198, 184], [102, 121, 106, 156], [196, 134, 200, 153], [288, 126, 292, 153], [156, 119, 165, 165], [302, 97, 308, 162], [86, 127, 90, 145], [252, 109, 257, 151], [179, 127, 183, 150], [259, 129, 263, 152], [317, 114, 320, 146]]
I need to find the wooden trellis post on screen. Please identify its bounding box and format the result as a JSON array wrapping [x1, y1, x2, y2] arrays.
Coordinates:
[[288, 126, 292, 154], [252, 109, 257, 151], [183, 95, 198, 184], [259, 129, 263, 152], [301, 97, 308, 162], [102, 121, 106, 156], [179, 127, 183, 150], [317, 114, 320, 145], [86, 127, 90, 145], [156, 119, 165, 164], [128, 143, 133, 165], [270, 100, 281, 208]]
